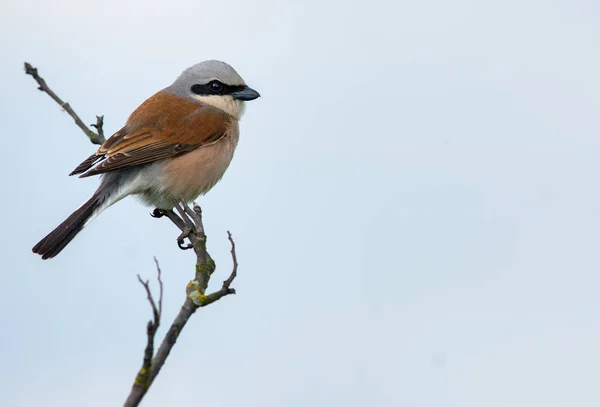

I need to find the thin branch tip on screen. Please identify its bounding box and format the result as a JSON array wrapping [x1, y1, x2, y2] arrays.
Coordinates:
[[23, 61, 106, 145]]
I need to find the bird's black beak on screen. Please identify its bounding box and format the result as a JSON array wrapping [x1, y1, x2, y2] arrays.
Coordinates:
[[232, 86, 260, 101]]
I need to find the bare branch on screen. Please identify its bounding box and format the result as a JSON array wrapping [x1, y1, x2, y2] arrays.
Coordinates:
[[136, 275, 160, 326], [24, 62, 105, 145], [199, 231, 238, 307], [126, 259, 164, 406], [225, 231, 238, 288], [124, 203, 238, 407], [154, 257, 164, 319], [92, 115, 105, 140]]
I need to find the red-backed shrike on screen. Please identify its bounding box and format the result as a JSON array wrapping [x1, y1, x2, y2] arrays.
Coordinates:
[[33, 60, 260, 259]]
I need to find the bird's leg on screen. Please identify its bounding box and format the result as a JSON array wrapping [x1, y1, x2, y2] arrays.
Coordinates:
[[172, 200, 195, 229], [183, 202, 200, 223], [151, 207, 193, 249], [172, 200, 196, 250]]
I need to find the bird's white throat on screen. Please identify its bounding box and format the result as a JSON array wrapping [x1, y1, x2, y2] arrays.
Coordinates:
[[190, 94, 246, 119]]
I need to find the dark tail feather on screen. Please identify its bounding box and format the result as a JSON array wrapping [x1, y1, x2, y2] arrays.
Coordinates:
[[32, 192, 104, 259]]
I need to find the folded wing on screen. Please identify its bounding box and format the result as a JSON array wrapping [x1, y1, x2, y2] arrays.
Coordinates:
[[70, 92, 232, 178]]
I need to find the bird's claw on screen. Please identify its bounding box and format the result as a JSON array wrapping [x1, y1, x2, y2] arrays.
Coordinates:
[[177, 227, 194, 250], [151, 208, 166, 218]]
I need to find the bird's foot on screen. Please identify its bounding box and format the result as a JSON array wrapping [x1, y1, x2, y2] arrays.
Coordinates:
[[177, 227, 194, 250], [151, 208, 166, 218]]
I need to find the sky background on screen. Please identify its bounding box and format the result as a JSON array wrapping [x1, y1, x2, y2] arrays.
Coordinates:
[[2, 0, 600, 406]]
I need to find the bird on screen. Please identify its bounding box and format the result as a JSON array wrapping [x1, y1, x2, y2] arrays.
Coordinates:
[[32, 60, 260, 259]]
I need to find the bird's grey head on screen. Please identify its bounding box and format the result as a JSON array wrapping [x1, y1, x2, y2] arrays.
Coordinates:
[[166, 60, 260, 119]]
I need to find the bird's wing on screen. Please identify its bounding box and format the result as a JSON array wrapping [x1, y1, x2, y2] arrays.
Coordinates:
[[70, 92, 232, 177]]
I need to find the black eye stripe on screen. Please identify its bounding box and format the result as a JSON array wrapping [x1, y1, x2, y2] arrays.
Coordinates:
[[191, 81, 246, 96]]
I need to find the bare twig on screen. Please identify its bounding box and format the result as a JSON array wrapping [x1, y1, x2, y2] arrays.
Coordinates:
[[224, 231, 238, 288], [154, 258, 164, 318], [92, 115, 105, 140], [200, 231, 238, 307], [137, 258, 163, 326], [130, 258, 164, 398], [24, 62, 105, 145]]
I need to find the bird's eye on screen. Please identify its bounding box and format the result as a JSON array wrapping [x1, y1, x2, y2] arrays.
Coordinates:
[[209, 81, 223, 93]]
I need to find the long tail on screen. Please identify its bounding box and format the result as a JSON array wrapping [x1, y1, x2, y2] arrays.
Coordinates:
[[32, 190, 106, 259]]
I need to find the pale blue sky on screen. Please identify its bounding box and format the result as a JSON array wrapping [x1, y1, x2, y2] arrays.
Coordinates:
[[2, 0, 600, 406]]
